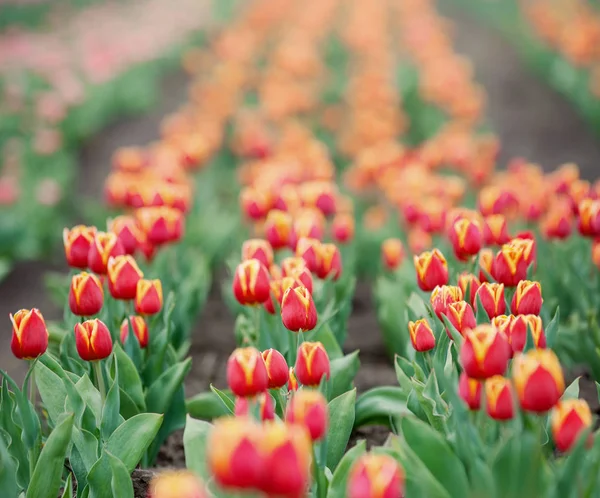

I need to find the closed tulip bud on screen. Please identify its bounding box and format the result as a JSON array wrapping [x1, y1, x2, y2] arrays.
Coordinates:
[[295, 341, 330, 386], [316, 243, 342, 280], [511, 236, 536, 268], [511, 280, 543, 315], [207, 418, 263, 490], [457, 272, 481, 307], [551, 400, 593, 452], [10, 309, 48, 360], [273, 184, 301, 213], [541, 209, 572, 240], [258, 422, 312, 496], [459, 373, 482, 410], [264, 279, 284, 315], [290, 216, 324, 251], [492, 314, 545, 355], [408, 319, 436, 352], [414, 249, 449, 291], [483, 215, 511, 246], [460, 325, 511, 379], [135, 279, 163, 315], [135, 206, 184, 245], [240, 186, 270, 221], [281, 286, 317, 332], [281, 257, 307, 277], [300, 182, 337, 217], [408, 228, 432, 255], [449, 218, 482, 261], [348, 453, 405, 498], [381, 238, 405, 271], [69, 272, 104, 316], [492, 243, 529, 287], [478, 248, 494, 282], [485, 376, 515, 420], [148, 470, 207, 498], [478, 186, 517, 217], [107, 216, 143, 255], [232, 259, 271, 306], [430, 285, 463, 320], [296, 237, 321, 273], [63, 225, 97, 269], [235, 393, 275, 421], [332, 213, 355, 243], [264, 210, 292, 250], [242, 239, 274, 268], [74, 319, 113, 361], [577, 199, 600, 237], [418, 199, 447, 234], [88, 232, 125, 274], [288, 266, 313, 294], [120, 316, 149, 348], [445, 301, 476, 338], [512, 349, 565, 413], [475, 282, 506, 318], [262, 349, 289, 388], [286, 390, 328, 441], [288, 367, 299, 392], [107, 255, 144, 300], [227, 347, 269, 397]]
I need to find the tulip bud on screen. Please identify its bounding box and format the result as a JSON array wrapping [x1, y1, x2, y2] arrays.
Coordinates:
[[295, 341, 330, 386], [296, 237, 322, 273], [551, 400, 592, 452], [449, 218, 482, 261], [288, 367, 299, 392], [148, 470, 207, 498], [316, 243, 342, 280], [135, 279, 163, 315], [430, 285, 463, 320], [240, 187, 270, 221], [262, 349, 289, 389], [593, 239, 600, 270], [207, 418, 262, 490], [10, 309, 48, 359], [478, 248, 494, 282], [492, 314, 545, 355], [264, 279, 284, 315], [235, 393, 275, 421], [457, 272, 481, 307], [577, 199, 600, 237], [69, 272, 104, 316], [458, 373, 481, 410], [63, 225, 97, 269], [287, 266, 313, 294], [445, 301, 476, 338], [485, 376, 514, 420], [290, 215, 324, 251], [475, 282, 506, 318], [281, 257, 307, 277], [135, 206, 184, 245], [107, 255, 143, 300], [331, 213, 355, 243], [281, 286, 317, 332], [511, 280, 542, 315], [242, 239, 274, 268], [264, 210, 292, 250], [512, 349, 565, 413], [273, 184, 301, 213], [408, 319, 436, 352], [483, 215, 511, 246], [232, 259, 271, 306], [107, 216, 143, 255], [460, 325, 510, 379], [348, 453, 405, 498], [227, 347, 269, 397], [541, 209, 572, 240], [120, 315, 149, 348], [418, 199, 446, 234], [381, 238, 405, 271], [414, 249, 449, 291], [492, 243, 530, 287], [88, 232, 125, 274], [286, 389, 328, 441], [74, 319, 113, 361], [300, 182, 337, 215], [408, 228, 432, 255]]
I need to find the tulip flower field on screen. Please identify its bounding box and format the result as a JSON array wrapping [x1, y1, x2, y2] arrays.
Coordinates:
[[4, 0, 600, 497]]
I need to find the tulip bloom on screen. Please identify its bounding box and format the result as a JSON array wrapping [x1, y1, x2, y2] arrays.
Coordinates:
[[107, 255, 144, 300], [460, 325, 511, 379], [108, 216, 144, 255], [74, 319, 113, 361], [577, 199, 600, 237], [551, 400, 592, 452], [408, 319, 436, 352], [485, 376, 515, 420], [492, 314, 545, 355], [135, 279, 163, 315], [430, 285, 463, 320], [316, 243, 342, 280], [63, 225, 97, 269], [457, 272, 481, 307], [227, 347, 269, 397], [475, 282, 506, 318], [136, 206, 184, 245], [331, 213, 355, 243], [281, 286, 317, 332], [288, 367, 299, 392], [458, 373, 481, 410], [88, 232, 125, 274], [348, 453, 405, 498], [296, 237, 321, 273], [120, 316, 149, 349], [10, 309, 49, 359], [235, 393, 275, 421], [241, 239, 274, 268], [69, 272, 104, 316], [512, 349, 565, 413], [262, 349, 289, 389], [290, 216, 324, 251], [295, 341, 330, 386], [286, 390, 328, 441], [264, 210, 292, 250], [148, 470, 207, 498], [232, 259, 271, 306], [449, 218, 482, 261], [541, 209, 572, 240], [381, 238, 405, 271], [478, 248, 494, 282], [511, 280, 542, 315], [445, 301, 476, 338], [414, 249, 449, 291], [482, 215, 511, 246], [492, 243, 530, 287]]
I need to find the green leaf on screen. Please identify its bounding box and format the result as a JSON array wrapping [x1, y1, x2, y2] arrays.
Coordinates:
[[562, 377, 580, 400], [100, 363, 123, 442], [186, 391, 231, 421], [209, 384, 235, 414], [183, 415, 213, 481], [354, 386, 409, 428], [306, 323, 343, 360], [475, 292, 490, 324], [107, 451, 134, 498], [545, 307, 560, 348], [326, 440, 366, 498], [110, 344, 146, 412], [75, 375, 103, 427], [329, 351, 360, 399], [0, 431, 19, 498], [86, 450, 113, 498], [105, 413, 163, 472], [145, 358, 192, 415], [326, 389, 356, 470], [26, 413, 74, 498], [61, 473, 73, 498]]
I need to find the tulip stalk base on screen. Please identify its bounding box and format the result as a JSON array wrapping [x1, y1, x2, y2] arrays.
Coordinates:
[[93, 361, 107, 404], [311, 445, 327, 498]]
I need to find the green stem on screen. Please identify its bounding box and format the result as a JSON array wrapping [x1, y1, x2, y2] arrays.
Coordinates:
[[253, 305, 261, 347], [93, 361, 107, 404], [28, 363, 36, 408], [311, 445, 326, 498]]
